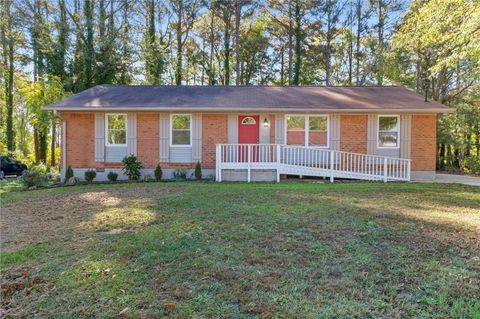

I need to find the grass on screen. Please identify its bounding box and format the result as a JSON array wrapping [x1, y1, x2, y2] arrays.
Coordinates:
[[0, 244, 47, 268], [1, 181, 479, 318]]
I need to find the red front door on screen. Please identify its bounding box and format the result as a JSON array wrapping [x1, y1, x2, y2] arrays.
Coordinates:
[[238, 115, 260, 144], [238, 115, 260, 162]]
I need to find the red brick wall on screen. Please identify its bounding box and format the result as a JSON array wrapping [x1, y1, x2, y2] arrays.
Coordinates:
[[63, 112, 123, 169], [340, 115, 367, 153], [202, 114, 228, 169], [64, 113, 95, 168], [137, 113, 159, 168], [411, 114, 437, 171]]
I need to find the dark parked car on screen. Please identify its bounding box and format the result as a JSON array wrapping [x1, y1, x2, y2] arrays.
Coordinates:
[[0, 156, 28, 178]]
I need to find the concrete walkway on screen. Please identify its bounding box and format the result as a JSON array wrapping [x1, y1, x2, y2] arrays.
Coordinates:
[[416, 173, 480, 186]]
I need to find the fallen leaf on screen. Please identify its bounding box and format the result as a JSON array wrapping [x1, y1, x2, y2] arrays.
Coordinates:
[[164, 303, 176, 310], [118, 307, 129, 316]]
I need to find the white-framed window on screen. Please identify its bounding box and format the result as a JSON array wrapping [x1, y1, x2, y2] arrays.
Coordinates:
[[285, 115, 329, 148], [378, 115, 400, 148], [171, 114, 191, 146], [105, 113, 127, 146]]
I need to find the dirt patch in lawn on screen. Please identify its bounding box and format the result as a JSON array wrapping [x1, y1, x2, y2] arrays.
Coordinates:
[[0, 185, 183, 252]]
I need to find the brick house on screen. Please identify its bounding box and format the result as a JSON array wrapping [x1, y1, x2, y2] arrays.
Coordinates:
[[44, 85, 451, 182]]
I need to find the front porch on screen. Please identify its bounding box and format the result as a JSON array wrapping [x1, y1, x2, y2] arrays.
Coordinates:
[[215, 144, 411, 183]]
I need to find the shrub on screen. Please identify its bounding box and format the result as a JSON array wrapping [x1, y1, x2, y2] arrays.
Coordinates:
[[30, 162, 48, 175], [84, 169, 96, 182], [173, 168, 187, 180], [107, 171, 118, 182], [66, 176, 81, 185], [122, 155, 143, 180], [143, 174, 154, 182], [21, 170, 47, 188], [65, 166, 74, 181], [154, 164, 163, 181], [46, 171, 61, 182], [460, 156, 480, 175], [194, 162, 202, 180]]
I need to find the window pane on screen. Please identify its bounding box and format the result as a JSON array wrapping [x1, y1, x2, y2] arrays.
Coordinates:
[[107, 114, 126, 145], [172, 115, 190, 129], [108, 129, 126, 145], [172, 130, 190, 145], [287, 116, 305, 129], [287, 116, 305, 145], [309, 116, 327, 131], [108, 114, 126, 130], [379, 132, 398, 147], [309, 132, 328, 146], [241, 117, 256, 124], [379, 117, 398, 131]]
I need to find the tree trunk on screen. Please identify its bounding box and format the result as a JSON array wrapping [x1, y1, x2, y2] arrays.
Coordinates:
[[355, 0, 361, 85], [39, 128, 48, 164], [280, 47, 285, 85], [292, 0, 301, 85], [376, 0, 384, 86], [84, 0, 94, 87], [325, 3, 332, 86], [209, 10, 215, 85], [34, 128, 40, 163], [1, 0, 15, 152], [438, 143, 445, 170], [175, 1, 183, 85], [234, 1, 241, 85], [287, 0, 293, 85], [223, 9, 231, 86], [51, 119, 56, 167]]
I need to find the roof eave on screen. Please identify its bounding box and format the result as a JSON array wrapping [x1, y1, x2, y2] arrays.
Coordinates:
[[44, 106, 454, 113]]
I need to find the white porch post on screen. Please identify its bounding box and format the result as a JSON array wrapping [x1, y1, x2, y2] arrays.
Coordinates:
[[383, 157, 388, 183], [247, 144, 251, 182], [276, 144, 281, 182], [329, 151, 334, 183], [216, 144, 222, 182], [407, 160, 411, 181]]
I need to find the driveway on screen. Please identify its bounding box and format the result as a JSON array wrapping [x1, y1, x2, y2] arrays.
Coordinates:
[[432, 173, 480, 186]]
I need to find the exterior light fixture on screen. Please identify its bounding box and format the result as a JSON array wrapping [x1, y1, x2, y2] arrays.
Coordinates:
[[263, 118, 269, 127]]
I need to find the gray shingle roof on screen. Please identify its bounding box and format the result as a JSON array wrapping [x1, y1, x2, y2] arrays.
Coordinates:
[[44, 85, 451, 113]]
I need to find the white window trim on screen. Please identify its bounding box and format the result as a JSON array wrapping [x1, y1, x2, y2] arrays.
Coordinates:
[[284, 114, 330, 148], [170, 113, 192, 147], [377, 114, 400, 149], [105, 113, 127, 147]]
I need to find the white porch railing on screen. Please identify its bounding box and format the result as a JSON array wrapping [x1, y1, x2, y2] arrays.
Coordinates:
[[215, 144, 411, 182]]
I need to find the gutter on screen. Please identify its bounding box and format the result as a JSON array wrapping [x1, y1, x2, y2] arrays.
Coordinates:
[[45, 106, 454, 114]]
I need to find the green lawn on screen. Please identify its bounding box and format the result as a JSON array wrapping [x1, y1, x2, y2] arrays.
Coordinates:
[[1, 181, 479, 318]]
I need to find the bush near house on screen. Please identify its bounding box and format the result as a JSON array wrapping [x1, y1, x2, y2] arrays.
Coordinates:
[[107, 171, 118, 182], [20, 170, 46, 188], [121, 155, 143, 180], [66, 176, 80, 185], [154, 164, 162, 181], [195, 162, 202, 180], [143, 174, 154, 182], [84, 170, 96, 182], [65, 166, 74, 181], [173, 168, 187, 180]]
